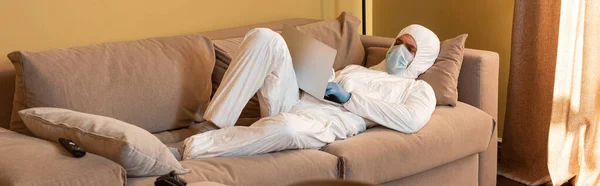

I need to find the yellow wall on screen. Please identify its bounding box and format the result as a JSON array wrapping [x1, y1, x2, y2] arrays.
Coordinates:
[[0, 0, 369, 65], [0, 0, 328, 65], [321, 0, 371, 35], [373, 0, 514, 138]]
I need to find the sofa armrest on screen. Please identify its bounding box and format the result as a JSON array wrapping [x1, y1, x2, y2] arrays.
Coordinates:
[[458, 49, 499, 120], [360, 35, 499, 120], [0, 128, 127, 186]]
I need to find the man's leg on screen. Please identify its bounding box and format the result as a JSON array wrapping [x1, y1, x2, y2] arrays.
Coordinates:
[[204, 28, 299, 128], [256, 45, 300, 118], [182, 106, 367, 160], [183, 112, 326, 159]]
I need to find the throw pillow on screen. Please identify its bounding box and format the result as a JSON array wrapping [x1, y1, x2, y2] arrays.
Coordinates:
[[417, 34, 468, 106], [296, 12, 365, 70], [19, 107, 189, 177], [364, 34, 468, 106], [212, 38, 262, 124]]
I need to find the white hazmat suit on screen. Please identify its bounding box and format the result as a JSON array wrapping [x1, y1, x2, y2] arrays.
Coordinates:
[[182, 25, 440, 160]]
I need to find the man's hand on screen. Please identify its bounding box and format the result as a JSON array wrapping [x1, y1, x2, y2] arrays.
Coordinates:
[[324, 82, 351, 104]]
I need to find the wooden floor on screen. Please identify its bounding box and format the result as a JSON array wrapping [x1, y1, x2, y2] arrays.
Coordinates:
[[496, 143, 575, 186], [496, 142, 524, 186]]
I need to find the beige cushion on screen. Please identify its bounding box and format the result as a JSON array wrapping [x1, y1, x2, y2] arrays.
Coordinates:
[[7, 34, 215, 135], [0, 129, 126, 185], [212, 38, 262, 123], [296, 12, 365, 70], [212, 37, 243, 98], [364, 34, 468, 106], [322, 102, 494, 183], [418, 34, 468, 106], [127, 150, 339, 186], [18, 107, 189, 177]]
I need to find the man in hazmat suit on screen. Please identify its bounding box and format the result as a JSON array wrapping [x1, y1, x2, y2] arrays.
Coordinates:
[[182, 24, 440, 160]]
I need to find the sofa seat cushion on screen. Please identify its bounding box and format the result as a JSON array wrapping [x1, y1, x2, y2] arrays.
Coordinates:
[[0, 129, 126, 186], [127, 150, 340, 186], [322, 102, 495, 183]]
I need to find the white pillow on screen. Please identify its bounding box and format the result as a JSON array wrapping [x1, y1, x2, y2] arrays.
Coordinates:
[[19, 107, 189, 177]]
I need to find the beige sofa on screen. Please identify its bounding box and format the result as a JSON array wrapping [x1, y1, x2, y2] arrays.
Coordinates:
[[0, 18, 498, 186]]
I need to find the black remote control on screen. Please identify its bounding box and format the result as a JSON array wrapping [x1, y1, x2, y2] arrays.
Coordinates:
[[155, 171, 187, 186], [58, 138, 86, 158]]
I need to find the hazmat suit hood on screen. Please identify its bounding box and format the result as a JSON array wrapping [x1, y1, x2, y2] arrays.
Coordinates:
[[374, 24, 440, 79]]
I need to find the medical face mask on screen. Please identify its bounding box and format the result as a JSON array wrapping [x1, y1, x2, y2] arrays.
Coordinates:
[[385, 44, 414, 74]]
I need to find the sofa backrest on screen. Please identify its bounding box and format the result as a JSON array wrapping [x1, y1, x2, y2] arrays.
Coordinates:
[[3, 35, 216, 134], [0, 18, 321, 130]]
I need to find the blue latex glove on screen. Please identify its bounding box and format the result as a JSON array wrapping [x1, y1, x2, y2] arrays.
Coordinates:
[[324, 82, 351, 104]]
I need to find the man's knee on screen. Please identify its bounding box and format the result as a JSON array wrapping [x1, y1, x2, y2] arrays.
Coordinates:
[[245, 28, 280, 41], [256, 113, 297, 138], [272, 123, 296, 141]]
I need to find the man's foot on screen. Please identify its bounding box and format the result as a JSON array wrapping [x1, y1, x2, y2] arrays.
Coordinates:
[[181, 121, 220, 160], [192, 121, 220, 134]]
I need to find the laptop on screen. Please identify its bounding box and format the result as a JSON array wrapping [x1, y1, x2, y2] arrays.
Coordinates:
[[280, 26, 337, 100]]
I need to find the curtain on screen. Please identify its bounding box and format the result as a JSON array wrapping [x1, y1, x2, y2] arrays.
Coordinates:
[[500, 0, 600, 185], [499, 0, 561, 184], [549, 0, 600, 185]]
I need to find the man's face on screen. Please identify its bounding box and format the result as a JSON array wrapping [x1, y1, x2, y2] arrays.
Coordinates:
[[394, 34, 417, 67]]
